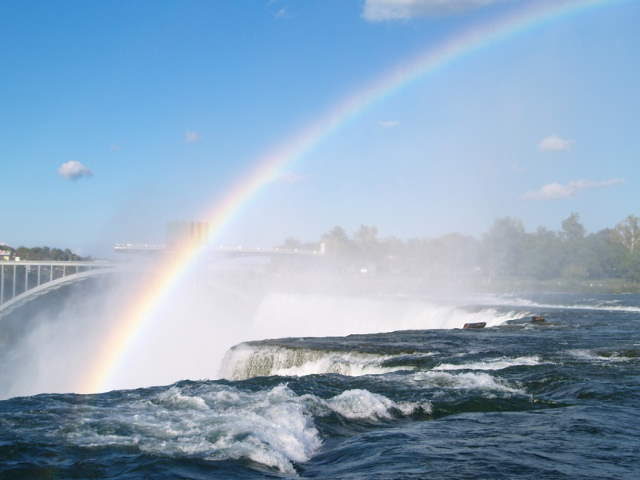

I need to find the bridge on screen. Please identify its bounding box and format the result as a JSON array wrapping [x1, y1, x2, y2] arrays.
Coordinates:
[[0, 245, 324, 318], [113, 243, 325, 257], [0, 261, 117, 318]]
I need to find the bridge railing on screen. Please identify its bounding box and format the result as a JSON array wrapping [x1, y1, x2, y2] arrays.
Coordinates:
[[113, 243, 326, 256], [0, 261, 114, 306]]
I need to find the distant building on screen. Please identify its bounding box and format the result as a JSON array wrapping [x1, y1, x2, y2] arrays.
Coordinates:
[[0, 244, 12, 261], [113, 243, 165, 255], [166, 221, 210, 248]]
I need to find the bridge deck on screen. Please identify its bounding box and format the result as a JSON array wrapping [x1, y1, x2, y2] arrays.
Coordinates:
[[0, 261, 116, 309], [0, 260, 114, 267], [113, 244, 324, 256]]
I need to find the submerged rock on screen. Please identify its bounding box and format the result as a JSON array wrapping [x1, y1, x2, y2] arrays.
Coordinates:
[[463, 322, 486, 329]]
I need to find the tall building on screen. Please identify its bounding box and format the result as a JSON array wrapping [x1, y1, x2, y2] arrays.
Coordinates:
[[166, 221, 210, 248]]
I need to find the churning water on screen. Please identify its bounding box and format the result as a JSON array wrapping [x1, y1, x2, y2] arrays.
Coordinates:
[[1, 289, 639, 479]]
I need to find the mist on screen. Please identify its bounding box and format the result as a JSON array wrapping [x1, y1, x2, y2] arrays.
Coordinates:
[[3, 209, 639, 398], [0, 244, 525, 399]]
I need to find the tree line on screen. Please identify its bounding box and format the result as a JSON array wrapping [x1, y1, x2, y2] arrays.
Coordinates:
[[1, 245, 89, 261], [280, 213, 640, 284]]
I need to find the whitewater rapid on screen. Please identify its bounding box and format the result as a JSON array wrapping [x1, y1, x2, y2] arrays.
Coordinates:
[[61, 383, 430, 474], [4, 293, 640, 478]]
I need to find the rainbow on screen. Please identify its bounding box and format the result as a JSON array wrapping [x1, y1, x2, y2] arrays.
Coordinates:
[[83, 0, 621, 393]]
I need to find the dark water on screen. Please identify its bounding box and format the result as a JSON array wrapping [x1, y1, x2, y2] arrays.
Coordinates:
[[1, 293, 639, 479]]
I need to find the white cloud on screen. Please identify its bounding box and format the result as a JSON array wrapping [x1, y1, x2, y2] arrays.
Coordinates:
[[275, 7, 288, 18], [523, 179, 623, 200], [363, 0, 499, 21], [379, 120, 400, 128], [58, 161, 93, 181], [185, 131, 200, 143], [538, 134, 574, 152]]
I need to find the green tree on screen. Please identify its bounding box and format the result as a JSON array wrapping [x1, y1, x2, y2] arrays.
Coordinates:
[[520, 227, 563, 280], [354, 225, 378, 246], [583, 229, 626, 279], [12, 246, 87, 261], [561, 212, 586, 242], [612, 215, 640, 253], [482, 217, 526, 277], [321, 226, 354, 262]]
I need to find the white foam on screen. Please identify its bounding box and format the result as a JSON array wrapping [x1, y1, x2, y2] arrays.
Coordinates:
[[568, 349, 634, 363], [401, 371, 523, 393], [67, 384, 321, 474], [63, 383, 422, 474], [475, 294, 640, 313], [322, 389, 431, 419], [220, 344, 410, 380], [433, 356, 542, 371]]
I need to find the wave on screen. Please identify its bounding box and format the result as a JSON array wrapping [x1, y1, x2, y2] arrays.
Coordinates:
[[476, 294, 640, 313], [219, 344, 541, 385], [322, 389, 431, 419], [568, 349, 637, 363], [398, 371, 524, 394], [220, 343, 409, 380], [60, 383, 426, 474], [433, 356, 543, 371]]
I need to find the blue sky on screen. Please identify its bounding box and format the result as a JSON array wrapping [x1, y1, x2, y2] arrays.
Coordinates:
[[1, 0, 638, 256]]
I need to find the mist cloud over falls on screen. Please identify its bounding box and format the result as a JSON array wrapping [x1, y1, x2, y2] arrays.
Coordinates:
[[0, 261, 523, 398]]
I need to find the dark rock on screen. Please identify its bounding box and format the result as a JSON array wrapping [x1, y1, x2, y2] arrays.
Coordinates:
[[531, 316, 546, 324], [463, 322, 486, 329]]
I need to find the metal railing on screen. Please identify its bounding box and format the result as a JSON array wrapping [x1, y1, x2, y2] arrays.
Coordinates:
[[0, 260, 114, 306]]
